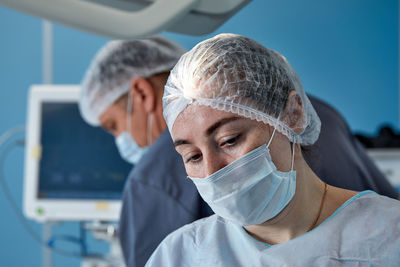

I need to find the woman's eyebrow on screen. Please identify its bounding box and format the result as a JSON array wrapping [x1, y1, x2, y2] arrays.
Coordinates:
[[173, 139, 190, 148], [206, 116, 241, 136]]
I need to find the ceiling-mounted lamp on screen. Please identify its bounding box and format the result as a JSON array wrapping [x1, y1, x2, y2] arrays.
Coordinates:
[[0, 0, 251, 39]]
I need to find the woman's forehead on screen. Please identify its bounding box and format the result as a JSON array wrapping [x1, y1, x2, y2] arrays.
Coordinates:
[[172, 106, 233, 136], [171, 105, 268, 140]]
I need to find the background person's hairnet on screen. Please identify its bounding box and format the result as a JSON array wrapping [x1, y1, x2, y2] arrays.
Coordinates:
[[80, 36, 186, 126], [163, 33, 321, 145]]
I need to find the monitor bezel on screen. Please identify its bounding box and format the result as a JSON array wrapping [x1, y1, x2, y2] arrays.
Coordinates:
[[24, 85, 123, 222]]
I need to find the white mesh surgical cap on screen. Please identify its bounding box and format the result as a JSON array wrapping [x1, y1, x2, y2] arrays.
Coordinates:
[[80, 36, 186, 126], [163, 33, 321, 145]]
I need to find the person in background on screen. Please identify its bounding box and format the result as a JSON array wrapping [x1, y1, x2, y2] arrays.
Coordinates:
[[145, 33, 400, 266], [307, 96, 399, 199], [79, 37, 213, 267]]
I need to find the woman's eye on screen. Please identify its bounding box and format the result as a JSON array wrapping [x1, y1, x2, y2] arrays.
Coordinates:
[[185, 153, 202, 164], [220, 135, 240, 147]]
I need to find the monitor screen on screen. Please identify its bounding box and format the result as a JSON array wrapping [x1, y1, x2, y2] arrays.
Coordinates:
[[37, 102, 132, 200]]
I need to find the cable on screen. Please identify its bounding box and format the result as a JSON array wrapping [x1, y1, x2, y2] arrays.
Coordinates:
[[47, 235, 87, 255], [80, 222, 88, 257], [0, 127, 83, 259], [0, 125, 25, 148]]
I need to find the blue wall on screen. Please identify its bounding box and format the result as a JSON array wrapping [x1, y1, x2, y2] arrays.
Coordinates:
[[165, 0, 399, 134], [0, 0, 398, 266]]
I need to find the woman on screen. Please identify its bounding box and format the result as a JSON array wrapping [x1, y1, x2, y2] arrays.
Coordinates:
[[146, 34, 400, 266]]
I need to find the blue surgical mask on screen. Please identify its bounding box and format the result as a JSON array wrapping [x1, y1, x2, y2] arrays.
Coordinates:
[[115, 131, 149, 165], [190, 129, 296, 226], [115, 91, 152, 165]]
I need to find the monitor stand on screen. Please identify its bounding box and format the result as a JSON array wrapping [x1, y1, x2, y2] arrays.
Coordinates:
[[82, 222, 125, 267]]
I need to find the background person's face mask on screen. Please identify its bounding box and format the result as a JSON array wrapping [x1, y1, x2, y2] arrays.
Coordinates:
[[190, 128, 296, 226], [115, 91, 152, 165]]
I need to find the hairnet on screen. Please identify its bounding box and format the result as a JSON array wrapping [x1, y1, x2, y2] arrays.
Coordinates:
[[80, 36, 186, 126], [163, 33, 321, 145]]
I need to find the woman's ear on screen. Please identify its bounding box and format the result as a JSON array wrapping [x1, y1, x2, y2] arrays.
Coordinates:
[[130, 77, 156, 114], [280, 91, 306, 134]]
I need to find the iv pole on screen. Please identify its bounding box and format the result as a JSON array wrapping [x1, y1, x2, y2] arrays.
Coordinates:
[[42, 19, 53, 267]]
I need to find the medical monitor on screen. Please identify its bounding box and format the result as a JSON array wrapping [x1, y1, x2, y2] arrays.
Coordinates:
[[24, 85, 132, 222]]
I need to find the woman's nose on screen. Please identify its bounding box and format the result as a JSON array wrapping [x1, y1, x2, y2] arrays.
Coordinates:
[[203, 150, 231, 177]]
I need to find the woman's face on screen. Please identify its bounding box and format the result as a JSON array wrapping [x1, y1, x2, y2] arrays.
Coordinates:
[[172, 105, 293, 178]]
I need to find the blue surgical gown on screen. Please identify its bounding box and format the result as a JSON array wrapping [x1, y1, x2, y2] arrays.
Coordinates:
[[146, 191, 400, 266]]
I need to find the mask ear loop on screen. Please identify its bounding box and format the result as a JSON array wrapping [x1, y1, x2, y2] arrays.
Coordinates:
[[267, 127, 295, 171], [266, 128, 277, 148], [147, 114, 153, 145], [291, 141, 295, 171], [127, 91, 133, 134]]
